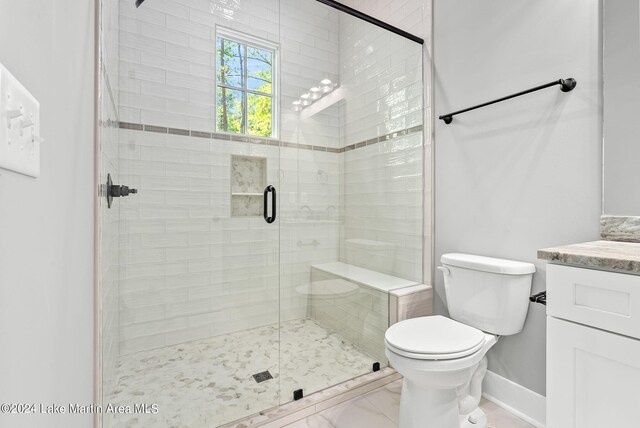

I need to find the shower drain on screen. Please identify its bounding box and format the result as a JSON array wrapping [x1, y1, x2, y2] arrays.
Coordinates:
[[252, 371, 273, 383]]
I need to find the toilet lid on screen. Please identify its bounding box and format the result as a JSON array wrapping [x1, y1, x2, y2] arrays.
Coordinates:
[[385, 316, 486, 359]]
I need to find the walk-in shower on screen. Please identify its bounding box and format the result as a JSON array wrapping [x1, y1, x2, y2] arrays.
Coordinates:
[[96, 0, 425, 426]]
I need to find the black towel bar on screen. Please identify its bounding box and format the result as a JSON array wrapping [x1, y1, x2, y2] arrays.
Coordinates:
[[439, 78, 577, 124]]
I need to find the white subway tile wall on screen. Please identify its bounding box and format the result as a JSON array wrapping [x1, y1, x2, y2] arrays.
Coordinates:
[[119, 129, 283, 354], [336, 0, 433, 284], [343, 134, 424, 282], [115, 0, 426, 356], [279, 142, 343, 326], [118, 0, 341, 147], [339, 17, 423, 145], [335, 0, 430, 40], [118, 128, 344, 354], [339, 13, 424, 282]]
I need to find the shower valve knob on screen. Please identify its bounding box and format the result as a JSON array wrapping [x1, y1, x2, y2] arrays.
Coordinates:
[[110, 184, 138, 197], [106, 173, 138, 209]]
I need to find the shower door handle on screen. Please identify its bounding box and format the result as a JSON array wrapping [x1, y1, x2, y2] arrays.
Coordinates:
[[263, 185, 276, 224]]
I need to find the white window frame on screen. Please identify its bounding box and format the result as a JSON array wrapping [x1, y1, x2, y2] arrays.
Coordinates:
[[214, 27, 279, 139]]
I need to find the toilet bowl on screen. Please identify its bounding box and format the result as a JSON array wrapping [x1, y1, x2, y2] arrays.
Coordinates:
[[385, 316, 497, 428], [384, 254, 535, 428]]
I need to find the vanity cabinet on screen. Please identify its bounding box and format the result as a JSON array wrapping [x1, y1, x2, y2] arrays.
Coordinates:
[[546, 264, 640, 428]]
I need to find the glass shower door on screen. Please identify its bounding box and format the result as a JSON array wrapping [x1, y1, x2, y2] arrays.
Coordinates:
[[277, 0, 378, 402], [277, 0, 424, 403], [276, 0, 353, 402], [101, 1, 284, 426], [112, 129, 282, 427]]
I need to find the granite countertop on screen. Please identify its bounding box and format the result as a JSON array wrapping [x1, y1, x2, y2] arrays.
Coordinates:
[[538, 240, 640, 274]]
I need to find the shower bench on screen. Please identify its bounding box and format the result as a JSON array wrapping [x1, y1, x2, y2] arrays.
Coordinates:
[[297, 261, 432, 363]]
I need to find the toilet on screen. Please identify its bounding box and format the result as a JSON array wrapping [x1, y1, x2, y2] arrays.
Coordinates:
[[384, 253, 535, 428]]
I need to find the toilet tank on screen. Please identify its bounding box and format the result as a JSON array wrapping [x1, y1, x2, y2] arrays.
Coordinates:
[[345, 239, 395, 274], [440, 253, 535, 336]]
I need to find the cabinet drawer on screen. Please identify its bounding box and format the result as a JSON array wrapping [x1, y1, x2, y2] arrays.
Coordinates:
[[547, 264, 640, 339]]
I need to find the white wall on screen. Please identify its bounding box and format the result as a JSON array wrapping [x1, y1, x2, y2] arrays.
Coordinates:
[[434, 0, 602, 395], [0, 1, 95, 428]]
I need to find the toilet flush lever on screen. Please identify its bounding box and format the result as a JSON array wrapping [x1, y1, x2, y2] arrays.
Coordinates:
[[437, 266, 451, 276], [529, 291, 547, 306]]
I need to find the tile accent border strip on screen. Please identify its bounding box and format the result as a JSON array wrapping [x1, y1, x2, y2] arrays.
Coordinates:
[[118, 122, 423, 153], [601, 215, 640, 243]]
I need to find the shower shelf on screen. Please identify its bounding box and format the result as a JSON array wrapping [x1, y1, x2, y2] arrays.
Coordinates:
[[231, 155, 267, 217]]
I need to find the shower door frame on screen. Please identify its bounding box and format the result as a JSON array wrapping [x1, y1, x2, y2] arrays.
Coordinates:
[[93, 0, 104, 427]]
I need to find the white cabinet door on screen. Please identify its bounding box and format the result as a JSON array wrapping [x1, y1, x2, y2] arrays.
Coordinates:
[[547, 316, 640, 428]]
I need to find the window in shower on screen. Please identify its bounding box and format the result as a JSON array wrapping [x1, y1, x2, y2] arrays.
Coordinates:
[[215, 28, 277, 138]]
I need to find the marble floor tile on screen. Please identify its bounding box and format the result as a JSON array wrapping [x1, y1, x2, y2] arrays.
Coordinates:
[[289, 396, 396, 428], [319, 396, 396, 428], [106, 319, 376, 428], [362, 379, 402, 424], [285, 414, 334, 428], [481, 397, 536, 428], [284, 379, 536, 428]]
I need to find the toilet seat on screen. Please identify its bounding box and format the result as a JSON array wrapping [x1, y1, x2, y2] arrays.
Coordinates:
[[385, 316, 486, 360]]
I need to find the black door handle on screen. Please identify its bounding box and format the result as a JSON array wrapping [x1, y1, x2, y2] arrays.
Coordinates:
[[263, 185, 276, 224]]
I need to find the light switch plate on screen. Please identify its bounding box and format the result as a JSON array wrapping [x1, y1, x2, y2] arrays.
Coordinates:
[[0, 63, 40, 177]]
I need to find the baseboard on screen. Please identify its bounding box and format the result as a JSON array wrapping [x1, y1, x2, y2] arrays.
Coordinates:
[[482, 370, 546, 428]]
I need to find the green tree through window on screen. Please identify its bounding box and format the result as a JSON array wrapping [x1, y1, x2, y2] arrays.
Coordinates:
[[216, 34, 274, 138]]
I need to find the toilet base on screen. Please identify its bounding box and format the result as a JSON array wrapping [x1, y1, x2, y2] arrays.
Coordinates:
[[394, 356, 491, 428], [459, 408, 488, 428], [387, 332, 498, 428], [397, 377, 489, 428], [399, 378, 460, 428]]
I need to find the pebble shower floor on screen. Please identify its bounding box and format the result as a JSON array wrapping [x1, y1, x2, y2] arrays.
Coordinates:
[[105, 318, 376, 427]]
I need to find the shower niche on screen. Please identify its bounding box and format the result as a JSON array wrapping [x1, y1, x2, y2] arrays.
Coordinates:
[[231, 155, 267, 217]]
